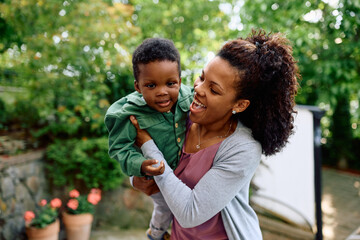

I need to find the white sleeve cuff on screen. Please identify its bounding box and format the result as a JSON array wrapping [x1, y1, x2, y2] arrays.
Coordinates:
[[141, 140, 172, 177]]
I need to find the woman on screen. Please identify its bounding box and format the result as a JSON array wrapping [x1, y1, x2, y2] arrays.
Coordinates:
[[131, 29, 300, 240]]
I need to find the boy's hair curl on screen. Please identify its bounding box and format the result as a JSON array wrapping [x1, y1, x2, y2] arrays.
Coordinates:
[[218, 29, 300, 156], [132, 38, 181, 81]]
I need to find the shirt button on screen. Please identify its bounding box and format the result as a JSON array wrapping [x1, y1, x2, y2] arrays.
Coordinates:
[[177, 138, 181, 142], [178, 150, 181, 156], [175, 123, 178, 128]]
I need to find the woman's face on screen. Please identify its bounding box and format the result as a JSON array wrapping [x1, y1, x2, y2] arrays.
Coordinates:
[[189, 56, 243, 127]]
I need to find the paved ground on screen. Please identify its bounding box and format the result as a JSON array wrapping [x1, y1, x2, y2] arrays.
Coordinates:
[[321, 168, 360, 240], [91, 229, 146, 240], [90, 168, 360, 240]]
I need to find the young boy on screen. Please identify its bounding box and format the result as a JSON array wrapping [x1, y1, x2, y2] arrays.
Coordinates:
[[104, 38, 193, 240]]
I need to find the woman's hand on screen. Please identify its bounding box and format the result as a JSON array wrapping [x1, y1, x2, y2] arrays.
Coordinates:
[[133, 176, 160, 196], [130, 115, 152, 147]]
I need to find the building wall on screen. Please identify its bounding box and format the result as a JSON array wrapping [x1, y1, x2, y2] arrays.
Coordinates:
[[0, 150, 48, 240]]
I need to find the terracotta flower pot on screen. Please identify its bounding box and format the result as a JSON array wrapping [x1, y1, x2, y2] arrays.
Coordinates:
[[25, 218, 60, 240], [62, 212, 93, 240]]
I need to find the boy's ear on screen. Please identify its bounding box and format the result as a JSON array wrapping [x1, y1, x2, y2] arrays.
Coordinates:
[[134, 80, 141, 93], [179, 77, 182, 86]]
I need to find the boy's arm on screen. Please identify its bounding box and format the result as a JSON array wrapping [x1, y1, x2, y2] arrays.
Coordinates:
[[105, 114, 146, 177]]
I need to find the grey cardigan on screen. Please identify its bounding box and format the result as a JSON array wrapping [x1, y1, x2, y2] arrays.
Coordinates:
[[141, 120, 263, 240]]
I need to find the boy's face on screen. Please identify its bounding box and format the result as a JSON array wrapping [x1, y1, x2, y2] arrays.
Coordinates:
[[135, 61, 181, 113]]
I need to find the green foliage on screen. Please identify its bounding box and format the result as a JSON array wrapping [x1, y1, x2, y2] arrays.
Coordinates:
[[12, 98, 40, 128], [0, 98, 7, 127], [325, 89, 354, 167], [0, 0, 138, 139], [0, 0, 359, 171], [237, 0, 360, 169], [46, 137, 125, 191], [30, 206, 58, 229], [131, 0, 232, 83]]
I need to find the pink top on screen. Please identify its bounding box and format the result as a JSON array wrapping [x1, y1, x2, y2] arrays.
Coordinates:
[[171, 123, 228, 240]]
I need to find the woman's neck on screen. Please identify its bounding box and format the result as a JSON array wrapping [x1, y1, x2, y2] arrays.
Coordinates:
[[184, 118, 237, 153], [197, 118, 235, 138]]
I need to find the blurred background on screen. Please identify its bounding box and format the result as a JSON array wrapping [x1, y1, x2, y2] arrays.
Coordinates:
[[0, 0, 359, 240]]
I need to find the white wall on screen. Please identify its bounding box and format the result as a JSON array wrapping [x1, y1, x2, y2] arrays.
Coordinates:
[[251, 107, 315, 229]]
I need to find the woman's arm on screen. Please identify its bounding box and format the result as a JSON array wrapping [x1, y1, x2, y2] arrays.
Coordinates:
[[130, 115, 261, 228], [128, 115, 165, 176], [141, 135, 261, 228]]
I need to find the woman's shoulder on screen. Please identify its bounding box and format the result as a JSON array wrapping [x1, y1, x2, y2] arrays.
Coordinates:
[[229, 121, 260, 146], [213, 120, 262, 174], [216, 120, 262, 159]]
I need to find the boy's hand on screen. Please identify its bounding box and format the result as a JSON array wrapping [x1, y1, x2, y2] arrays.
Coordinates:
[[141, 159, 165, 176], [133, 176, 159, 196], [130, 115, 152, 147]]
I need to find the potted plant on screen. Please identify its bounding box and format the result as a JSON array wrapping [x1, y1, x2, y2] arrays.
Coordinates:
[[24, 198, 62, 240], [62, 188, 101, 240]]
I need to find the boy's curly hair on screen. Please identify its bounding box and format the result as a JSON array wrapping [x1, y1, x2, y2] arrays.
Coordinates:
[[218, 29, 300, 156], [132, 38, 181, 81]]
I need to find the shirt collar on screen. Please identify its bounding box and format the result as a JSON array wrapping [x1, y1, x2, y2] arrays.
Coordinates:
[[126, 91, 147, 106]]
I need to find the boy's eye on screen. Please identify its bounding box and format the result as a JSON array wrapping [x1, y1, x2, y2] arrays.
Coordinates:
[[167, 82, 177, 87], [145, 83, 156, 88]]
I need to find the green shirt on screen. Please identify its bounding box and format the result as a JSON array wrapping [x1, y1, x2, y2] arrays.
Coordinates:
[[104, 84, 193, 177]]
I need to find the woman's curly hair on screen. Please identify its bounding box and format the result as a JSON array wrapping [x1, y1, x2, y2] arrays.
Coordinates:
[[218, 29, 300, 156]]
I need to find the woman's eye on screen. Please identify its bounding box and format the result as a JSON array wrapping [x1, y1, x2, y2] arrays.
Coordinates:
[[146, 84, 156, 88], [210, 88, 219, 94], [199, 75, 204, 81]]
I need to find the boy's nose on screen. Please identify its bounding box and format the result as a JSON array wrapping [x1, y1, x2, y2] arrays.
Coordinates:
[[156, 86, 168, 96]]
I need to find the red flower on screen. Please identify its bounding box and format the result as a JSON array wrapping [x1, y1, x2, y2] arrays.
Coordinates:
[[66, 188, 102, 214], [24, 211, 35, 223], [87, 193, 101, 205], [69, 189, 80, 198], [67, 199, 79, 210], [39, 199, 47, 206], [50, 198, 62, 208], [90, 188, 101, 195]]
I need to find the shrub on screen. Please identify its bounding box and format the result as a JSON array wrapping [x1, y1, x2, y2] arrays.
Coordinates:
[[12, 99, 41, 128], [46, 137, 124, 191], [0, 98, 7, 128]]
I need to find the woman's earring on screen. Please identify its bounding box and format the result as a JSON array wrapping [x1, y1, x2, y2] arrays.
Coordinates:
[[232, 110, 237, 115]]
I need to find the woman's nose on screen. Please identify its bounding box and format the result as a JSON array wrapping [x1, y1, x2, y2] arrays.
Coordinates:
[[194, 78, 205, 96], [194, 77, 201, 88]]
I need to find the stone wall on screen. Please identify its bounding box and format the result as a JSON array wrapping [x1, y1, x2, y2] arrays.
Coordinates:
[[0, 150, 49, 240], [0, 150, 153, 240], [94, 181, 153, 230]]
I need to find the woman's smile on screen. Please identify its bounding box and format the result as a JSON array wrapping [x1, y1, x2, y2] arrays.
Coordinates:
[[190, 97, 206, 113]]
